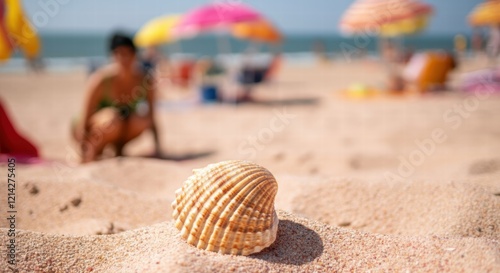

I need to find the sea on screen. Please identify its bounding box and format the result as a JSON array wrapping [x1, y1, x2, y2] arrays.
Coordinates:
[[0, 32, 463, 73]]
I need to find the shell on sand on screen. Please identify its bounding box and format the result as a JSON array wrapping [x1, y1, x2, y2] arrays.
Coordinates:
[[171, 160, 279, 255]]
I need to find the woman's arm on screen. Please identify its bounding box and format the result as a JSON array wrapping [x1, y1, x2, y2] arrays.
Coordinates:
[[77, 73, 104, 163], [81, 74, 103, 134], [145, 76, 161, 156]]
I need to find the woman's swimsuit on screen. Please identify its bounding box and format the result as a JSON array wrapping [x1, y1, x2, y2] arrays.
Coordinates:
[[71, 75, 149, 138], [98, 77, 148, 119]]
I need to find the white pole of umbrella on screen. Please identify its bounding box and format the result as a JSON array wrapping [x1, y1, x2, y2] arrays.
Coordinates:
[[215, 30, 242, 104]]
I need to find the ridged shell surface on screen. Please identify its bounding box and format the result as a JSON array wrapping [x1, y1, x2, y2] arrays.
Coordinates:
[[171, 160, 279, 255]]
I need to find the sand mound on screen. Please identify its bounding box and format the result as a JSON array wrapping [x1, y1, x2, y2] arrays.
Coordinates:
[[0, 173, 170, 235], [1, 211, 498, 273], [5, 159, 499, 242], [292, 179, 500, 239], [0, 158, 203, 234]]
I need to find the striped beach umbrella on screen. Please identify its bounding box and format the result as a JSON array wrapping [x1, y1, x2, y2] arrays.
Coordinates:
[[469, 0, 500, 62], [468, 0, 500, 27], [340, 0, 433, 37]]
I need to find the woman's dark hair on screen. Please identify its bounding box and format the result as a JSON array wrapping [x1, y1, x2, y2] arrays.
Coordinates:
[[109, 32, 137, 53]]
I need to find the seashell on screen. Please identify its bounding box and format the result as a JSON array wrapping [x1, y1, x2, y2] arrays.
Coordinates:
[[171, 160, 279, 255]]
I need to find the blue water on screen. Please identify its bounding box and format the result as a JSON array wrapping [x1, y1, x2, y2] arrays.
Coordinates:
[[34, 32, 459, 58], [1, 32, 462, 72]]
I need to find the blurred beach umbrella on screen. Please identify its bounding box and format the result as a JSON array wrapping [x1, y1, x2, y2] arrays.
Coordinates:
[[340, 0, 433, 37], [0, 0, 14, 60], [174, 3, 262, 38], [174, 2, 264, 59], [134, 15, 182, 48], [468, 0, 500, 27], [378, 15, 430, 37], [469, 0, 500, 63], [0, 0, 41, 61], [4, 0, 40, 58], [232, 20, 282, 44]]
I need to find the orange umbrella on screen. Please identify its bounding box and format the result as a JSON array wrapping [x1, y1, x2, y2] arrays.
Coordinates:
[[468, 0, 500, 27], [232, 20, 281, 44], [340, 0, 433, 37]]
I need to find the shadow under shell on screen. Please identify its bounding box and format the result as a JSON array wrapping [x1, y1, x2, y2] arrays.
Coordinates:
[[250, 219, 324, 265]]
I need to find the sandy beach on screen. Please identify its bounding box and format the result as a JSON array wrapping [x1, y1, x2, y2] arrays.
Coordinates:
[[1, 59, 500, 272]]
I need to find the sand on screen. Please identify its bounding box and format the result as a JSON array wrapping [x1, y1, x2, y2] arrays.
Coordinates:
[[1, 211, 499, 272], [292, 178, 500, 239], [1, 59, 500, 272]]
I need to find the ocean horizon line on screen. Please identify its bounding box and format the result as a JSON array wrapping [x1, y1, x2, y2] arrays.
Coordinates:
[[36, 30, 471, 38]]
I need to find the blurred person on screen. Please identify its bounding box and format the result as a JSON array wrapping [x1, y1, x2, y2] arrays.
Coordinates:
[[73, 32, 160, 163], [454, 34, 467, 60], [26, 56, 45, 73], [312, 39, 329, 65], [380, 39, 399, 63], [472, 29, 484, 56], [173, 57, 196, 89], [487, 24, 500, 63], [140, 46, 161, 74]]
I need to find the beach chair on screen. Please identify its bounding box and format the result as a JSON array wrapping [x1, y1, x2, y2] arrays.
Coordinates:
[[237, 54, 282, 85], [403, 51, 456, 92]]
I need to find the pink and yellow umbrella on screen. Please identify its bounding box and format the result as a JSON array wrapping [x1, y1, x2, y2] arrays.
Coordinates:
[[174, 3, 262, 38], [340, 0, 433, 37]]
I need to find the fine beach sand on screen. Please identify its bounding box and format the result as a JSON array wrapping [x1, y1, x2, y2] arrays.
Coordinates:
[[0, 59, 500, 272]]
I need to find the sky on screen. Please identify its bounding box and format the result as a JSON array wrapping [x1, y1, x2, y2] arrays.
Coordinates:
[[22, 0, 483, 35]]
